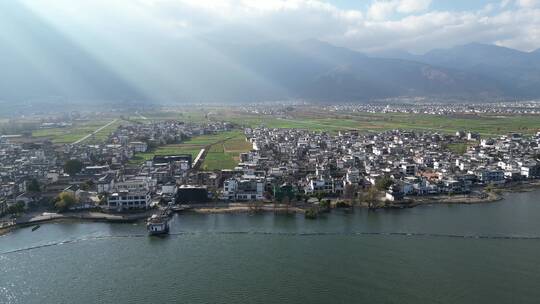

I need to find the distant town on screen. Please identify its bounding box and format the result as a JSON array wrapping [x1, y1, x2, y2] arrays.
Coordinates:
[[1, 102, 540, 230]]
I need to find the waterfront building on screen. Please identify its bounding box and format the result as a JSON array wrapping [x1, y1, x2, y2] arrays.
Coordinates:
[[106, 190, 151, 211], [223, 177, 265, 201]]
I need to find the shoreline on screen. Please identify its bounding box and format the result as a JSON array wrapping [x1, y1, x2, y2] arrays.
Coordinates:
[[0, 211, 152, 236], [2, 180, 540, 235], [402, 191, 502, 208]]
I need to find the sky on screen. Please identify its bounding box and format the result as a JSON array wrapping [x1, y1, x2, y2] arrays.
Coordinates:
[[15, 0, 540, 54]]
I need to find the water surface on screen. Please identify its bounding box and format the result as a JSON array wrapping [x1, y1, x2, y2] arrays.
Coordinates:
[[1, 190, 540, 304]]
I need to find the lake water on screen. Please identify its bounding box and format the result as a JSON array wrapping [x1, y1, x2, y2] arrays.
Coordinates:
[[2, 190, 540, 304]]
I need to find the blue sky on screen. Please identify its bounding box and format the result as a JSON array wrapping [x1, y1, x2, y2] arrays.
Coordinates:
[[331, 0, 494, 11]]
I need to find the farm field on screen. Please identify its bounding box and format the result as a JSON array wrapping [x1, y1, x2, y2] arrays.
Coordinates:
[[202, 133, 253, 171], [347, 113, 540, 136], [32, 119, 124, 144], [212, 110, 540, 136], [130, 130, 252, 170], [128, 109, 209, 123], [445, 142, 469, 155]]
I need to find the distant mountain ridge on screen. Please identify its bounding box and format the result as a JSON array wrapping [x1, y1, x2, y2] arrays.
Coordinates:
[[215, 39, 504, 101], [370, 43, 540, 99]]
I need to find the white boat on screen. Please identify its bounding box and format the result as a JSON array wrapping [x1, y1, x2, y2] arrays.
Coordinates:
[[146, 214, 169, 235]]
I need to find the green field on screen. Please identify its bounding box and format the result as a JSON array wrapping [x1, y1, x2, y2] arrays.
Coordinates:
[[129, 107, 540, 138], [130, 130, 252, 170], [128, 110, 209, 124], [213, 111, 540, 136], [32, 119, 123, 144], [202, 134, 253, 171], [446, 143, 469, 155], [126, 107, 540, 136]]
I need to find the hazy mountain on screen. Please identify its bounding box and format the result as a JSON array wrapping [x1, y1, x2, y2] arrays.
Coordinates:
[[202, 39, 503, 101], [0, 0, 537, 104], [371, 43, 540, 99]]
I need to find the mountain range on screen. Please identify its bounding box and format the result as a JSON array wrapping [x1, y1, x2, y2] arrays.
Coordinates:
[[1, 1, 540, 104]]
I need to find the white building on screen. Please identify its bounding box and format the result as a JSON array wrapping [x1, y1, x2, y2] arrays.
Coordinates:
[[130, 141, 148, 153], [106, 190, 151, 211], [521, 162, 540, 179], [400, 163, 417, 176], [306, 178, 334, 193], [223, 177, 265, 201], [105, 178, 153, 211]]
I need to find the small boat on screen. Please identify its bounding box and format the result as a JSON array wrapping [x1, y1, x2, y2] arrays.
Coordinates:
[[31, 225, 40, 231], [146, 214, 169, 236]]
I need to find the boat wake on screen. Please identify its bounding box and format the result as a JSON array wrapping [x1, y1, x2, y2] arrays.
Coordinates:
[[2, 231, 539, 255]]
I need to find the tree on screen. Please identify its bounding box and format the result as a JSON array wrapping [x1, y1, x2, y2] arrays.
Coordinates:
[[283, 196, 291, 214], [313, 191, 325, 204], [273, 185, 295, 213], [484, 183, 497, 193], [274, 193, 283, 213], [55, 192, 77, 212], [248, 200, 263, 213], [64, 159, 83, 176], [305, 207, 318, 219], [365, 187, 379, 210], [210, 188, 220, 208], [295, 193, 305, 204], [375, 176, 394, 191], [27, 179, 41, 192], [319, 199, 331, 212], [343, 184, 358, 208], [80, 180, 94, 191], [6, 202, 25, 214]]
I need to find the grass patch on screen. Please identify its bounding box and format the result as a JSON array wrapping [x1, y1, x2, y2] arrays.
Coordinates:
[[130, 130, 251, 170], [217, 111, 540, 136], [32, 119, 123, 144], [446, 143, 468, 155]]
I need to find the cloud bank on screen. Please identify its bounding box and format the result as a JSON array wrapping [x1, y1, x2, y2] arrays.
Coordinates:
[[20, 0, 540, 53]]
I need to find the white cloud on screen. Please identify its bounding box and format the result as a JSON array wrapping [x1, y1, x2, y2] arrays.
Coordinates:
[[517, 0, 540, 8], [368, 0, 431, 20], [396, 0, 432, 14], [368, 1, 397, 20], [19, 0, 540, 53], [500, 0, 512, 8]]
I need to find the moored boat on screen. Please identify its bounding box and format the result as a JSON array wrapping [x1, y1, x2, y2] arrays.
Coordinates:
[[146, 214, 169, 236]]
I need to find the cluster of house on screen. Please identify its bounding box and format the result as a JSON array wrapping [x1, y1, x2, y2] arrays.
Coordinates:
[[215, 128, 540, 202], [0, 137, 59, 212], [109, 120, 231, 151], [2, 117, 540, 215], [0, 121, 232, 215], [326, 101, 540, 115]]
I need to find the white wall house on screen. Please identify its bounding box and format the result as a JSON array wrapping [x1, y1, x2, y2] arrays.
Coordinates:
[[106, 191, 151, 211], [130, 141, 148, 153], [105, 178, 153, 211], [223, 177, 264, 201]]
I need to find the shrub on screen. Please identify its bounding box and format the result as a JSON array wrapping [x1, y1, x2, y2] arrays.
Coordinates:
[[305, 207, 318, 219]]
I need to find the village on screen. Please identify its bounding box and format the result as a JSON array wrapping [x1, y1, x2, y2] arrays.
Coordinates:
[[1, 112, 540, 227]]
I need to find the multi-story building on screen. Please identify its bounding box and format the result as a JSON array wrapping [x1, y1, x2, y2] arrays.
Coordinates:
[[106, 190, 151, 211], [129, 142, 148, 153], [477, 168, 505, 184], [223, 177, 265, 201], [521, 162, 540, 179], [400, 163, 417, 176], [105, 178, 153, 211]]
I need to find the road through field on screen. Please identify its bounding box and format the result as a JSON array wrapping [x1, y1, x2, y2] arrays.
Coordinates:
[[72, 119, 118, 145]]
